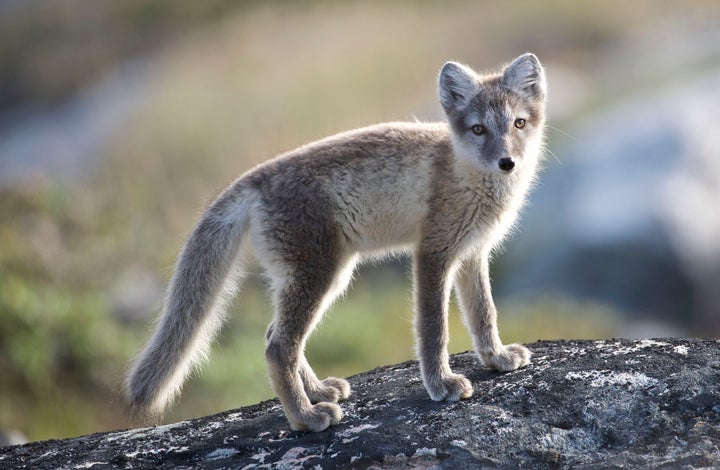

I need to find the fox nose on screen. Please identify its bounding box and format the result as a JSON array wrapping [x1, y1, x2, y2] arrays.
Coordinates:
[[498, 157, 515, 172]]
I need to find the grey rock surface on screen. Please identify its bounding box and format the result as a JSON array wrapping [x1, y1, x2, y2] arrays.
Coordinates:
[[2, 338, 719, 468]]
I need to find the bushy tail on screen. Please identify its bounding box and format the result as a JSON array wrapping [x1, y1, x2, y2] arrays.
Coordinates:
[[124, 183, 254, 422]]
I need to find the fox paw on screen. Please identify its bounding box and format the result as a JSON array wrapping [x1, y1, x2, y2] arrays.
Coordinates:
[[288, 402, 343, 432], [481, 343, 531, 372], [425, 373, 474, 402], [306, 377, 351, 404]]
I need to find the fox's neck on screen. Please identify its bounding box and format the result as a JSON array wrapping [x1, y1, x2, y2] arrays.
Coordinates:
[[453, 153, 536, 197]]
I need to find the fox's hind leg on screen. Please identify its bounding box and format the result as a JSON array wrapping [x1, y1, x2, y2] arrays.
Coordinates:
[[264, 256, 355, 432], [299, 356, 351, 403], [265, 326, 351, 404]]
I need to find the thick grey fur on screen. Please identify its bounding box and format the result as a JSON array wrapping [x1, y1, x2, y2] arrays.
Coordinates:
[[125, 53, 547, 432]]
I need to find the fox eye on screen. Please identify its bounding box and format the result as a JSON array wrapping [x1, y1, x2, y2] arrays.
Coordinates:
[[514, 118, 526, 129], [471, 124, 486, 135]]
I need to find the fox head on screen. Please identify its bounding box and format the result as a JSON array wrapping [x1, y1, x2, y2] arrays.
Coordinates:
[[438, 53, 547, 175]]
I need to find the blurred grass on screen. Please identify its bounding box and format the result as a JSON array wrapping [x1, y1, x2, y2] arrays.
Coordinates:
[[0, 0, 245, 113], [2, 0, 716, 442]]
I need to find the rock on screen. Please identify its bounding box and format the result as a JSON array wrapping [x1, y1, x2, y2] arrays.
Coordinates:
[[2, 338, 719, 468]]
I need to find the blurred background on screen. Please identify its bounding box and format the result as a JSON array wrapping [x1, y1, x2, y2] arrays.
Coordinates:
[[1, 0, 719, 443]]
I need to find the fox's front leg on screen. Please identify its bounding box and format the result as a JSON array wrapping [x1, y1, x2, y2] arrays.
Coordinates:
[[414, 250, 474, 401], [455, 253, 531, 371]]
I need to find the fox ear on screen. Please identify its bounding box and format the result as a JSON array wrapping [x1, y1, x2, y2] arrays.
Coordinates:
[[438, 61, 480, 110], [502, 53, 546, 99]]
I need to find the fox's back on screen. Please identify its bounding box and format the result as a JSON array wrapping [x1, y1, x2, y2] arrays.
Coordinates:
[[246, 122, 453, 253]]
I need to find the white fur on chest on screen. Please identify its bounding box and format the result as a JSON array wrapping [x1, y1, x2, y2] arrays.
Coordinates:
[[452, 163, 536, 256]]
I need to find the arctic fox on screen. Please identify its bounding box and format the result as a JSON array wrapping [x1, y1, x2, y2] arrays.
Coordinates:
[[125, 53, 547, 432]]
